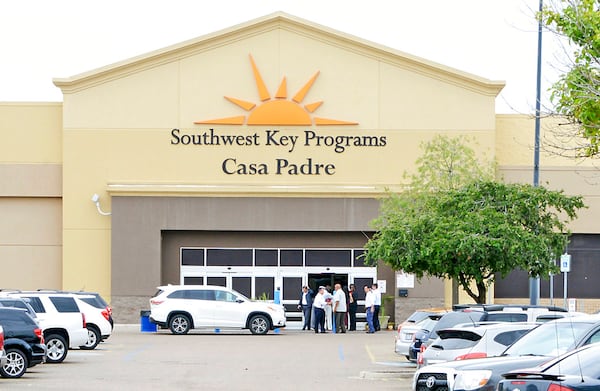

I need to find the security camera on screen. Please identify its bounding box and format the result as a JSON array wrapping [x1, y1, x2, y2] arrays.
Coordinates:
[[91, 193, 100, 203]]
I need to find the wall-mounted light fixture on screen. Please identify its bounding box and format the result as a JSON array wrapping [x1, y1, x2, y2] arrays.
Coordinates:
[[91, 193, 111, 216]]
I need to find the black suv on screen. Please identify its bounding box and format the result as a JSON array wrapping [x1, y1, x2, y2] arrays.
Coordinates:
[[0, 307, 46, 378]]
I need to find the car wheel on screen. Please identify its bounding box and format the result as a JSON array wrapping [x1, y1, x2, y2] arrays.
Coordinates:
[[249, 314, 269, 335], [169, 314, 191, 335], [0, 348, 28, 378], [46, 334, 68, 363], [80, 325, 101, 350]]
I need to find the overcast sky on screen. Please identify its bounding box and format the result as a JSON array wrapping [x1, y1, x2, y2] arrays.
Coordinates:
[[0, 0, 567, 113]]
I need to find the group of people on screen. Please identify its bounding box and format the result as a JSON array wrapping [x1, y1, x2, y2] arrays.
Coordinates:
[[297, 282, 381, 334]]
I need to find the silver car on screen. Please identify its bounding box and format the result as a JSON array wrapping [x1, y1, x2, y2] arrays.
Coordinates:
[[421, 322, 538, 366], [396, 316, 439, 359]]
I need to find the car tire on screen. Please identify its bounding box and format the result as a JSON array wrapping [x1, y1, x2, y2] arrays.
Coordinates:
[[0, 348, 28, 378], [249, 314, 270, 335], [169, 314, 191, 335], [80, 325, 101, 350], [46, 334, 68, 363]]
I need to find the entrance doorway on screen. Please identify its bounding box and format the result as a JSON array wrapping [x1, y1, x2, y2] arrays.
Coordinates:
[[308, 273, 348, 292]]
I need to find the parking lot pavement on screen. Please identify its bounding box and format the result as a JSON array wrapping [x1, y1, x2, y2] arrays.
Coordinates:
[[4, 325, 416, 390]]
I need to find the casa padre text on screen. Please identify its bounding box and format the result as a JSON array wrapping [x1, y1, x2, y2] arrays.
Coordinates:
[[170, 128, 387, 176]]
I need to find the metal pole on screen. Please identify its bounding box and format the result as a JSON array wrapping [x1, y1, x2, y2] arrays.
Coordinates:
[[549, 273, 554, 305], [563, 272, 568, 308], [530, 0, 543, 305]]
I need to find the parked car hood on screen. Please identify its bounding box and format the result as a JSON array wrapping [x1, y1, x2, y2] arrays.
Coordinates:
[[422, 354, 552, 371]]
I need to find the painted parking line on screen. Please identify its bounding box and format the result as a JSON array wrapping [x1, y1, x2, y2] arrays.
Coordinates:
[[123, 344, 152, 362], [365, 344, 376, 363]]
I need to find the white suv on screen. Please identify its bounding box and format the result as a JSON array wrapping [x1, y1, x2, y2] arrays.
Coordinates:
[[150, 285, 286, 335], [8, 291, 113, 350], [3, 292, 89, 363]]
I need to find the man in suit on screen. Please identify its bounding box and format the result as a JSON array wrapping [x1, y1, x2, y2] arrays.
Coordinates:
[[297, 285, 314, 330], [347, 284, 358, 331]]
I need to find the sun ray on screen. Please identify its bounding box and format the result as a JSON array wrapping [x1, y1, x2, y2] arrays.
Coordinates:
[[304, 101, 323, 113], [196, 55, 357, 126], [275, 77, 287, 99], [225, 96, 255, 111], [292, 71, 319, 103], [194, 116, 245, 125], [314, 117, 358, 125], [249, 54, 270, 101]]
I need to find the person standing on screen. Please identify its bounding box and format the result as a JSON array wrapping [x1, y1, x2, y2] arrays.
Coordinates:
[[323, 285, 333, 331], [333, 283, 347, 333], [312, 286, 327, 333], [297, 285, 314, 331], [347, 284, 357, 331], [364, 285, 375, 333], [372, 282, 381, 332]]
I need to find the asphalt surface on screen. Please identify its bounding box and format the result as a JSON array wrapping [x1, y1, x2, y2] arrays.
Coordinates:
[[4, 325, 417, 390]]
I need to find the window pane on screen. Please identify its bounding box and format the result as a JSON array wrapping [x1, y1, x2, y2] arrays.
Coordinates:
[[280, 249, 303, 266], [182, 249, 205, 266], [168, 290, 186, 299], [23, 297, 45, 313], [232, 277, 251, 298], [184, 277, 204, 285], [305, 249, 351, 267], [206, 249, 252, 266], [354, 250, 368, 267], [255, 277, 274, 300], [255, 249, 278, 266], [353, 278, 374, 301], [187, 290, 215, 301], [207, 277, 226, 287], [215, 291, 237, 302], [283, 277, 302, 301], [50, 297, 80, 313], [80, 297, 103, 309]]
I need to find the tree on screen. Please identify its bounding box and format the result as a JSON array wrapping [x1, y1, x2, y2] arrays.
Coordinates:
[[392, 134, 494, 303], [365, 181, 584, 303], [541, 0, 600, 157], [406, 135, 495, 191]]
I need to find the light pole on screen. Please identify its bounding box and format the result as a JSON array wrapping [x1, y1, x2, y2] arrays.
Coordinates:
[[530, 0, 543, 305]]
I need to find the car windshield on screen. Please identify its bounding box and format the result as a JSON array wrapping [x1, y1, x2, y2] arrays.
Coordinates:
[[407, 311, 433, 323], [543, 345, 600, 377], [503, 321, 593, 357]]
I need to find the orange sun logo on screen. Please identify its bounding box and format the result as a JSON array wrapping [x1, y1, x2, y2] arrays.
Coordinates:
[[195, 54, 357, 126]]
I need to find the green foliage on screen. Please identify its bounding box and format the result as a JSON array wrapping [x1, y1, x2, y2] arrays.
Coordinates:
[[365, 181, 585, 303], [256, 292, 270, 301], [542, 0, 600, 157], [407, 135, 495, 191]]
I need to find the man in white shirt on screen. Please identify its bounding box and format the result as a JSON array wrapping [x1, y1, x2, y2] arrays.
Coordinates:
[[364, 285, 375, 333], [333, 283, 347, 333], [372, 282, 382, 331], [312, 286, 327, 333]]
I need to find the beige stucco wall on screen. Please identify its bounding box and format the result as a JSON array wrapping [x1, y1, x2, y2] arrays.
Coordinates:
[[496, 114, 600, 234], [0, 103, 63, 289]]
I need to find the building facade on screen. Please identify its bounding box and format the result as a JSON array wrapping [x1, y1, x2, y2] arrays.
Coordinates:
[[1, 13, 599, 324]]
